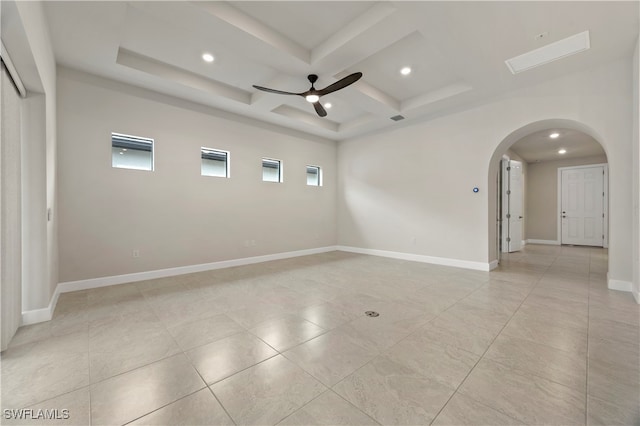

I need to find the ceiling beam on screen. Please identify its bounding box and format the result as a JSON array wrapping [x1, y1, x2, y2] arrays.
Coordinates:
[[116, 48, 251, 104], [271, 105, 339, 132], [311, 3, 396, 65], [401, 83, 473, 112], [192, 1, 310, 64]]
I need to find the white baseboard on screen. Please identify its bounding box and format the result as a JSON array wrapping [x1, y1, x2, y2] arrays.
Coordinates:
[[521, 240, 527, 247], [633, 288, 639, 304], [22, 286, 60, 326], [58, 246, 338, 293], [336, 246, 492, 271], [22, 246, 338, 326], [489, 260, 499, 270], [607, 273, 633, 293], [526, 239, 561, 245]]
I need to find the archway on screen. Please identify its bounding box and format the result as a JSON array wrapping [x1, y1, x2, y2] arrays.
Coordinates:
[[487, 119, 610, 267]]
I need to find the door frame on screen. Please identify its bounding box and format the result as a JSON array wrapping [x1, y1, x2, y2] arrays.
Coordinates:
[[557, 163, 608, 248]]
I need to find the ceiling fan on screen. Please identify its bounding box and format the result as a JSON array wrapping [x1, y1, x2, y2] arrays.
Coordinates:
[[252, 72, 363, 117]]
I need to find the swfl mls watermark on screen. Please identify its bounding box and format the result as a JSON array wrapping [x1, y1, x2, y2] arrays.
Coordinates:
[[3, 409, 70, 421]]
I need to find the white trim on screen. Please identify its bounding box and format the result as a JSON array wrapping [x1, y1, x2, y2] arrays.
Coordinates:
[[557, 163, 608, 247], [607, 273, 633, 293], [21, 286, 60, 326], [337, 246, 492, 271], [1, 41, 27, 97], [489, 260, 499, 270], [21, 246, 337, 325], [526, 239, 561, 245], [58, 246, 337, 293], [521, 240, 527, 247], [633, 288, 639, 304]]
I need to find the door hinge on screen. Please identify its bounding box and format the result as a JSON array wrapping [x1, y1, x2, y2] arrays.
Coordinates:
[[506, 166, 511, 171], [603, 213, 605, 218], [506, 190, 511, 195], [506, 213, 511, 219], [603, 192, 605, 196], [506, 237, 511, 242]]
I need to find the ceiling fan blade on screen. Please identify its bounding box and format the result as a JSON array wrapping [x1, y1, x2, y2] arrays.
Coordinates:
[[252, 85, 302, 96], [317, 72, 363, 96], [313, 102, 327, 117]]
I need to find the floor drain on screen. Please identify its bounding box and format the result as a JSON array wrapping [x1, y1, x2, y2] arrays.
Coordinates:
[[365, 311, 380, 317]]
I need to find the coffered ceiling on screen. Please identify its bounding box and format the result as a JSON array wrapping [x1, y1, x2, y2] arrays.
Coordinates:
[[42, 1, 639, 141]]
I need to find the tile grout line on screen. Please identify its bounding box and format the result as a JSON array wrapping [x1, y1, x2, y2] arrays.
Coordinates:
[[428, 255, 554, 424], [274, 388, 382, 426], [117, 291, 234, 426], [205, 386, 237, 426], [120, 388, 207, 426], [103, 290, 208, 426], [150, 297, 245, 426], [585, 249, 593, 425], [317, 271, 526, 424]]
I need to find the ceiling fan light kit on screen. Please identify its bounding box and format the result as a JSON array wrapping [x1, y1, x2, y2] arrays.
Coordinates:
[[253, 72, 362, 117]]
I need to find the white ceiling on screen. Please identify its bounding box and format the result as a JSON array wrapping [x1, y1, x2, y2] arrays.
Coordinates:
[[41, 1, 639, 141], [510, 128, 606, 163]]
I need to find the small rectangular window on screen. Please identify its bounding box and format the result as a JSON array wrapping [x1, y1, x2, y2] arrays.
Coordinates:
[[262, 158, 282, 182], [201, 148, 229, 178], [112, 132, 154, 171], [306, 165, 322, 186]]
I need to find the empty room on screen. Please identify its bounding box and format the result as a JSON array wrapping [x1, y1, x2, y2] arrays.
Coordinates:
[[1, 1, 639, 425]]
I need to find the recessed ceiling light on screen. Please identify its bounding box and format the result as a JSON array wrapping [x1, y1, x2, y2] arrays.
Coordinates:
[[558, 149, 567, 154], [202, 53, 214, 63], [324, 102, 332, 109], [505, 30, 590, 74], [549, 132, 560, 139], [400, 67, 411, 76]]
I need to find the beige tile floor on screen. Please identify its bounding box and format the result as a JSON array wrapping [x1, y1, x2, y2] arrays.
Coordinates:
[[2, 245, 639, 425]]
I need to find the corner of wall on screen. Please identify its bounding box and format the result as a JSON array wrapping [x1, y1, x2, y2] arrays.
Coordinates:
[[14, 0, 59, 312]]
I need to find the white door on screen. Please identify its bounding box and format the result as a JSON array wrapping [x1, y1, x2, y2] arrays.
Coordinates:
[[502, 160, 524, 252], [561, 166, 604, 246]]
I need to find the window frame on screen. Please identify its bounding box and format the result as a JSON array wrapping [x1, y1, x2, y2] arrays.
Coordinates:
[[306, 165, 322, 187], [262, 158, 283, 183], [201, 147, 230, 178], [111, 132, 155, 171]]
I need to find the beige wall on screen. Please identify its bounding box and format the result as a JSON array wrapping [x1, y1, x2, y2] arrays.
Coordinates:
[[525, 155, 607, 242], [338, 59, 634, 283], [57, 69, 337, 282]]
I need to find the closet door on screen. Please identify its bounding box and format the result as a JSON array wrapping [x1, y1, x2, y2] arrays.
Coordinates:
[[1, 63, 23, 351]]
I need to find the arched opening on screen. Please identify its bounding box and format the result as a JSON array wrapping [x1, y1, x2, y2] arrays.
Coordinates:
[[488, 119, 609, 267]]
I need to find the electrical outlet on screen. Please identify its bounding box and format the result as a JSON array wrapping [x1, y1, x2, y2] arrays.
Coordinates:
[[132, 249, 140, 258]]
